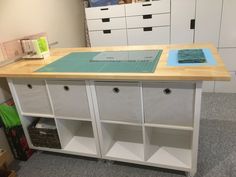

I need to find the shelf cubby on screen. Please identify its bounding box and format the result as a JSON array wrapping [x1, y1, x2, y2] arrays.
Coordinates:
[[56, 119, 97, 156], [144, 126, 192, 170], [101, 123, 144, 162]]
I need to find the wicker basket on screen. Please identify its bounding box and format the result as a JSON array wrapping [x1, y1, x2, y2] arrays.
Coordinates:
[[28, 119, 61, 149]]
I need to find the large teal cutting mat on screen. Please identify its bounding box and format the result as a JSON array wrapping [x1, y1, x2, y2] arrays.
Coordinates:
[[36, 50, 162, 73]]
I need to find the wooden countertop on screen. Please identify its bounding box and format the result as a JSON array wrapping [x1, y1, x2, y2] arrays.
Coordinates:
[[0, 44, 230, 81]]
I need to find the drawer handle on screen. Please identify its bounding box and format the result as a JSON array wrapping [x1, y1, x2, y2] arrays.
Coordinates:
[[103, 30, 111, 34], [143, 14, 152, 19], [163, 88, 171, 95], [142, 3, 152, 6], [190, 19, 195, 29], [64, 86, 70, 91], [100, 8, 108, 11], [143, 27, 152, 31], [102, 18, 110, 22], [113, 87, 120, 93], [27, 84, 32, 89]]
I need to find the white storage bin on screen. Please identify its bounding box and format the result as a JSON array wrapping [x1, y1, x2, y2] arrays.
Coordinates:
[[127, 26, 170, 45], [95, 82, 142, 123], [47, 80, 91, 120], [126, 14, 170, 29], [87, 17, 126, 31], [85, 5, 125, 19], [13, 79, 52, 116], [143, 82, 195, 127], [125, 0, 170, 16], [89, 29, 127, 47]]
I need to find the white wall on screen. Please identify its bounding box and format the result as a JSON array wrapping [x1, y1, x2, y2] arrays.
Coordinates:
[[0, 0, 86, 47]]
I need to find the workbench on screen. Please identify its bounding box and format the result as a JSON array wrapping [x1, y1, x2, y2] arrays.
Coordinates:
[[0, 44, 230, 177]]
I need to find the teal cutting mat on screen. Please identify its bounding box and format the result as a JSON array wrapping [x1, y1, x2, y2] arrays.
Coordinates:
[[36, 50, 162, 73]]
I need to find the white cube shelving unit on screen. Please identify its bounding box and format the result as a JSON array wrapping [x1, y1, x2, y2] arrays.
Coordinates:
[[7, 78, 202, 177]]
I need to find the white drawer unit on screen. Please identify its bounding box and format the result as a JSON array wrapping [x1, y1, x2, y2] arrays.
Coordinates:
[[215, 72, 236, 93], [47, 80, 91, 120], [85, 4, 125, 19], [87, 17, 126, 31], [143, 82, 195, 127], [219, 0, 236, 47], [127, 26, 170, 45], [12, 79, 52, 116], [126, 14, 170, 28], [219, 48, 236, 72], [89, 29, 127, 47], [125, 0, 170, 16], [95, 82, 142, 124]]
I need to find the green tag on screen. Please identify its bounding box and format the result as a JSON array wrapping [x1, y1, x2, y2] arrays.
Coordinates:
[[37, 37, 49, 53]]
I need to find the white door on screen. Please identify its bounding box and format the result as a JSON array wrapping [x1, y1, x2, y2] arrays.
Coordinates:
[[195, 0, 222, 47], [171, 0, 196, 44], [219, 0, 236, 47]]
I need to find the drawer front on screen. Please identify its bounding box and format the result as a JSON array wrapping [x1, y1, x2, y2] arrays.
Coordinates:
[[219, 48, 236, 71], [215, 72, 236, 93], [143, 82, 195, 126], [125, 0, 170, 16], [95, 82, 142, 123], [87, 17, 126, 31], [85, 5, 125, 19], [127, 26, 170, 45], [219, 0, 236, 47], [126, 14, 170, 28], [89, 29, 127, 47], [13, 79, 52, 115], [47, 81, 91, 119]]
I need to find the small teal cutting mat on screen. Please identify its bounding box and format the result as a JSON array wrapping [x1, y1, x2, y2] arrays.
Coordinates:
[[168, 48, 217, 66], [36, 50, 162, 73]]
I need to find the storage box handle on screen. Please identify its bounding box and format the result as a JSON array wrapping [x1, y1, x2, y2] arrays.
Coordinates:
[[103, 30, 111, 34], [143, 27, 152, 31], [27, 84, 33, 89], [113, 87, 120, 93], [64, 86, 69, 91], [163, 88, 171, 95], [102, 18, 110, 22], [142, 3, 152, 6], [100, 8, 108, 11], [143, 14, 152, 19]]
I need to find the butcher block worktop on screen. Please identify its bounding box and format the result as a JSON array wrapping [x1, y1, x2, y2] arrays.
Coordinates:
[[0, 44, 230, 81]]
